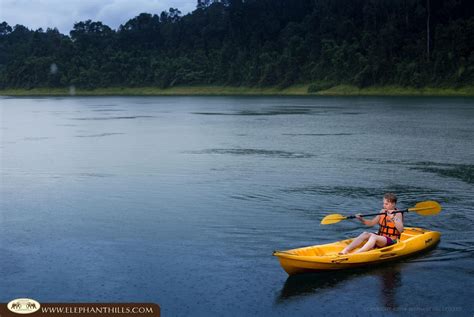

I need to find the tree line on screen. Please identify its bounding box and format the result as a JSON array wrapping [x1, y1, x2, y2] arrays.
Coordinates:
[[0, 0, 473, 90]]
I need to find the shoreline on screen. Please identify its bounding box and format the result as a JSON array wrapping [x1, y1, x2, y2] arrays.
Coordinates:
[[1, 85, 473, 97]]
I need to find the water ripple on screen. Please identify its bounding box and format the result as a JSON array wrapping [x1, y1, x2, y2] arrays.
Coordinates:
[[23, 137, 52, 141], [282, 185, 447, 200], [75, 133, 124, 138], [410, 163, 474, 185], [71, 116, 154, 121], [192, 106, 337, 116], [409, 246, 474, 263], [363, 159, 474, 185], [188, 148, 315, 158], [91, 109, 125, 112], [229, 193, 275, 202], [282, 133, 355, 136], [86, 104, 119, 107]]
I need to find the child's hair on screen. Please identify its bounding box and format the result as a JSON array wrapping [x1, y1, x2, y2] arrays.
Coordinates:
[[384, 193, 397, 203]]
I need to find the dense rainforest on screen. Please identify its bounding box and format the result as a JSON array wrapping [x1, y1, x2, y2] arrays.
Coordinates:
[[0, 0, 473, 90]]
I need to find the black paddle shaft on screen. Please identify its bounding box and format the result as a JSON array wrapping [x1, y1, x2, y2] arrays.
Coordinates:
[[345, 209, 408, 219]]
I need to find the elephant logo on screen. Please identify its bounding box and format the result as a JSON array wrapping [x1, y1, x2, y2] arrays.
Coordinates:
[[7, 298, 41, 314]]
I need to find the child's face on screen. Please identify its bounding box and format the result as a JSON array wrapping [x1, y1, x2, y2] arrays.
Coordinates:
[[383, 198, 396, 210]]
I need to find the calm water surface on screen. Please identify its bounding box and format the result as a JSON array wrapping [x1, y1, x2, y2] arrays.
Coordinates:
[[1, 96, 473, 316]]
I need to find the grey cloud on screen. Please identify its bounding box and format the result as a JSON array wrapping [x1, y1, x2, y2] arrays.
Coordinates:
[[0, 0, 196, 34]]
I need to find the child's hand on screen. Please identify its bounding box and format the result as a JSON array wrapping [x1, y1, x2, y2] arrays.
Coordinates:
[[356, 214, 365, 224]]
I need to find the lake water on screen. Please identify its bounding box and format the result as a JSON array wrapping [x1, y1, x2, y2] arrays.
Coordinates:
[[1, 96, 473, 316]]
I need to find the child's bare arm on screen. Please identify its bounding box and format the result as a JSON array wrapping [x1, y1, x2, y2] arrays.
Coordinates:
[[365, 215, 380, 226], [393, 213, 404, 232], [357, 214, 379, 226]]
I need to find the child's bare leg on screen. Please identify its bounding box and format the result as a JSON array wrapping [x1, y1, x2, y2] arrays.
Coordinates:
[[339, 232, 370, 254], [354, 234, 387, 253]]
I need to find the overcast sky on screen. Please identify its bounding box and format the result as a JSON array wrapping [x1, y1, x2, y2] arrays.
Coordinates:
[[0, 0, 196, 34]]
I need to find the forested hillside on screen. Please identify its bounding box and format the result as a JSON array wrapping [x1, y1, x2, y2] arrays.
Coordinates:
[[1, 0, 473, 90]]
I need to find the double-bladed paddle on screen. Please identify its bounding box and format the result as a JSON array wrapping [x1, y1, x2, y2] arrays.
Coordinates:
[[321, 200, 442, 225]]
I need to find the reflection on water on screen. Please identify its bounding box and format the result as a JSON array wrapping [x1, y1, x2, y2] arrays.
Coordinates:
[[380, 266, 402, 309], [276, 264, 403, 310]]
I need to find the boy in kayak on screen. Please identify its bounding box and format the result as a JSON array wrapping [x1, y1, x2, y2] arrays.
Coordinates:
[[339, 193, 403, 254]]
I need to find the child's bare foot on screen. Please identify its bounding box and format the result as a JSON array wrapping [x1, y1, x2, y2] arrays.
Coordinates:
[[338, 250, 348, 255]]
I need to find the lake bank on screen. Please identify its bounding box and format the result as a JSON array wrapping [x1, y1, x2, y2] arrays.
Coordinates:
[[1, 85, 473, 97]]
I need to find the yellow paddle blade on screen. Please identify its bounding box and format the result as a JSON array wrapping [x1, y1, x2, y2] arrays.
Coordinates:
[[408, 200, 442, 216], [321, 214, 347, 225]]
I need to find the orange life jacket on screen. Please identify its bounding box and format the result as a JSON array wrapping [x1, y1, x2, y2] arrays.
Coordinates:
[[377, 211, 402, 239]]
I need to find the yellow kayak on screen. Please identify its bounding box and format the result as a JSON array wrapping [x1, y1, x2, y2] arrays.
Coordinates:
[[273, 227, 440, 275]]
